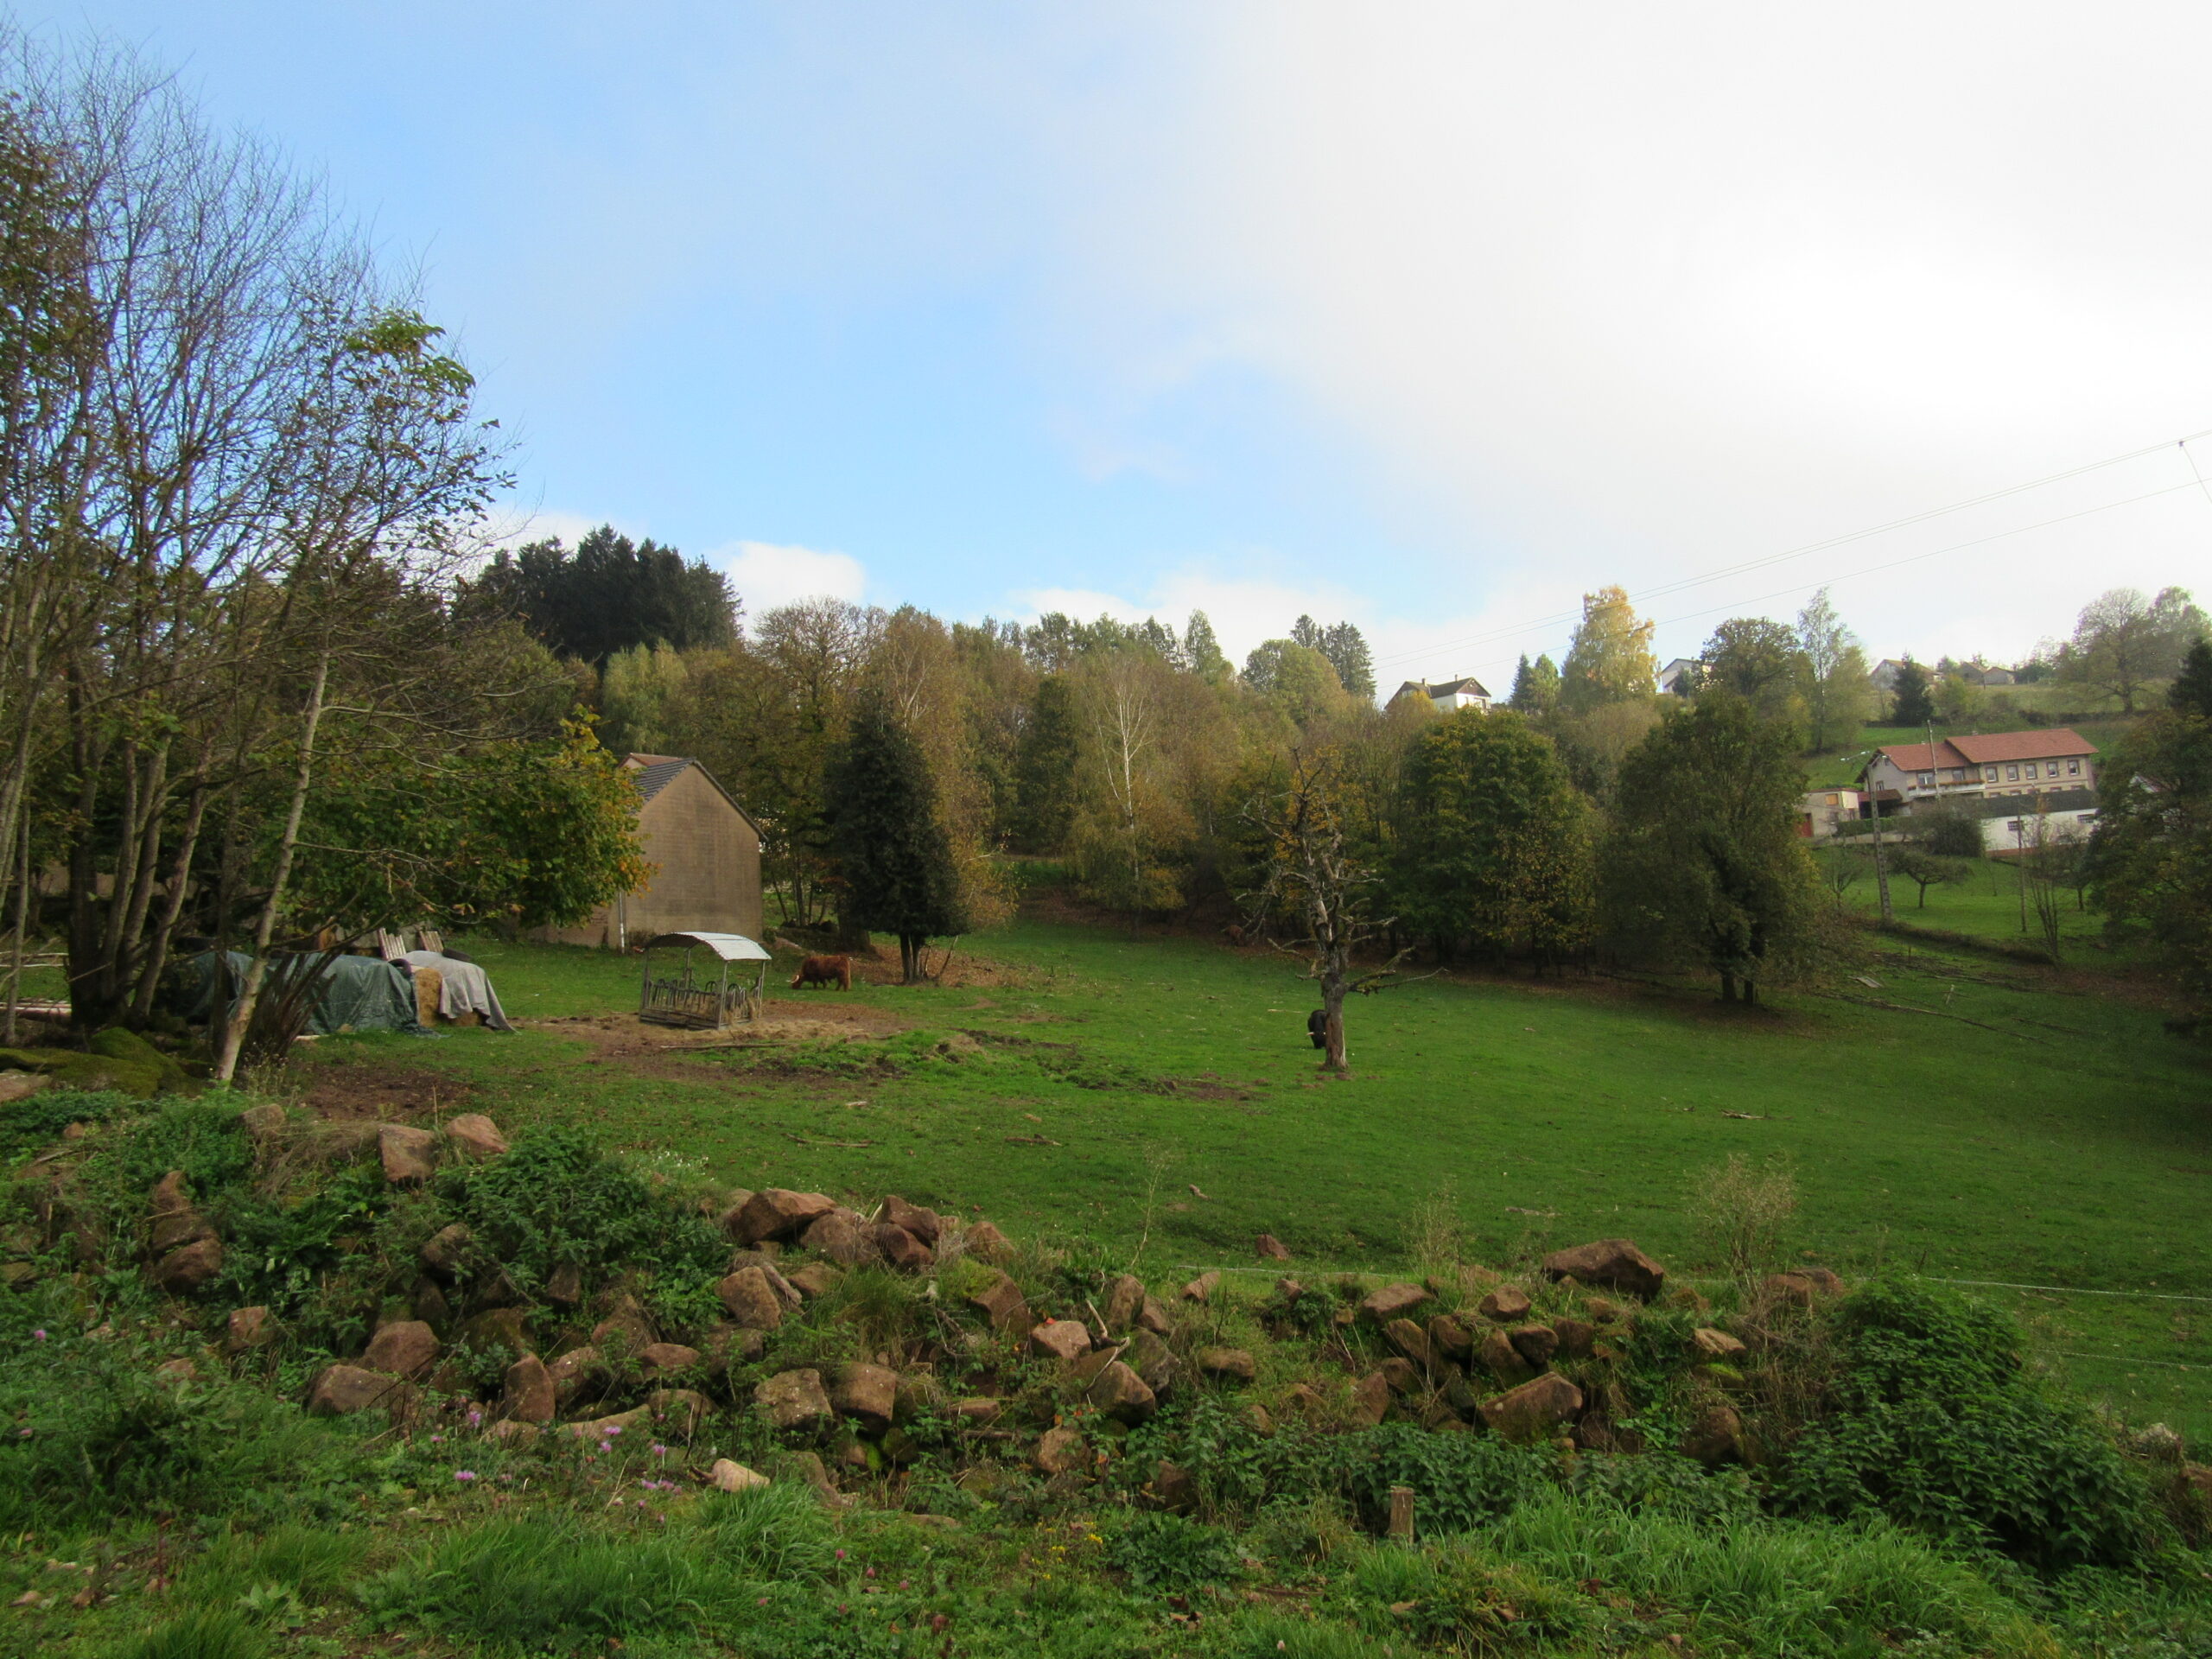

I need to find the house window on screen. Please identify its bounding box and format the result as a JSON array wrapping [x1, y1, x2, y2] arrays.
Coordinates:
[[2006, 820, 2021, 833], [1917, 772, 1933, 787], [1983, 766, 1998, 782], [2067, 760, 2080, 775], [2006, 765, 2019, 780], [1825, 793, 1839, 806], [2048, 762, 2062, 778]]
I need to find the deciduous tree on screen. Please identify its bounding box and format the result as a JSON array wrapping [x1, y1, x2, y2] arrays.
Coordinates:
[[1559, 586, 1656, 713], [1602, 695, 1821, 1003], [2058, 587, 2206, 713]]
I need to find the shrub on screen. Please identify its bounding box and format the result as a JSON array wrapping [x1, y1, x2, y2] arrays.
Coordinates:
[[0, 1086, 133, 1158], [1771, 1281, 2150, 1570], [1687, 1153, 1797, 1278], [1105, 1511, 1243, 1591], [437, 1127, 724, 1299]]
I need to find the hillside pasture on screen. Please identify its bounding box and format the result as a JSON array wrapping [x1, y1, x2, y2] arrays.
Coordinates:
[[296, 918, 2212, 1440]]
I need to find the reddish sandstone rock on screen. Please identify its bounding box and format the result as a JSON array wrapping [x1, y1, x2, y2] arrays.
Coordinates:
[[1181, 1271, 1221, 1302], [873, 1223, 935, 1273], [799, 1210, 875, 1267], [363, 1320, 440, 1379], [1507, 1323, 1560, 1370], [1478, 1374, 1583, 1441], [1361, 1282, 1432, 1322], [639, 1342, 702, 1377], [755, 1368, 833, 1433], [1542, 1239, 1665, 1300], [1693, 1326, 1748, 1361], [1427, 1314, 1474, 1362], [308, 1363, 413, 1418], [502, 1354, 556, 1424], [443, 1113, 508, 1160], [1197, 1347, 1255, 1383], [880, 1194, 942, 1245], [1030, 1319, 1091, 1363], [832, 1363, 899, 1432], [226, 1305, 273, 1355], [1033, 1427, 1088, 1476], [1478, 1286, 1532, 1323], [967, 1271, 1030, 1333], [962, 1220, 1014, 1262], [152, 1236, 223, 1294], [1086, 1360, 1157, 1424], [717, 1267, 785, 1331], [733, 1189, 837, 1245], [378, 1125, 437, 1185], [1349, 1370, 1391, 1427], [1255, 1233, 1292, 1261]]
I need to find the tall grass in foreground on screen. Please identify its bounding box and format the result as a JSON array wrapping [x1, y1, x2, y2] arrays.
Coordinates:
[[1478, 1494, 2052, 1654]]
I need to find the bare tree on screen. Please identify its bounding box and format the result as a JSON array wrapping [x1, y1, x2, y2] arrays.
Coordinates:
[[1240, 743, 1410, 1075]]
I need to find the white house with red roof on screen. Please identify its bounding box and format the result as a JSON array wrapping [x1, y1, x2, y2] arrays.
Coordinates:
[[1859, 728, 2097, 805]]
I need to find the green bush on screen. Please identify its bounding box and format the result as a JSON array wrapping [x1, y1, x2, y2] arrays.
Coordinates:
[[0, 1086, 133, 1158], [437, 1127, 724, 1300], [1104, 1510, 1243, 1591], [1772, 1281, 2150, 1570]]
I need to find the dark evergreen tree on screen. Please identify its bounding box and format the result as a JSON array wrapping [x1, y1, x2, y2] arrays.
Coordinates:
[[1290, 613, 1325, 651], [1508, 653, 1560, 715], [2171, 639, 2212, 718], [1890, 658, 1936, 726], [463, 524, 738, 665], [1011, 677, 1080, 853], [1319, 621, 1376, 702], [826, 696, 966, 982], [1601, 693, 1820, 1003]]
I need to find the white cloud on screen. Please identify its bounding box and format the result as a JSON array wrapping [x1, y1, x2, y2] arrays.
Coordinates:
[[710, 540, 870, 614], [1019, 3, 2212, 666]]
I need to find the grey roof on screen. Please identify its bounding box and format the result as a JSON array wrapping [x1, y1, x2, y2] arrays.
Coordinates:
[[626, 753, 695, 804], [642, 931, 772, 962], [1913, 786, 2100, 820]]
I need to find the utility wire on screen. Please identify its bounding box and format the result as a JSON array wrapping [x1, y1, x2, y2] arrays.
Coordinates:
[[1376, 426, 2212, 672]]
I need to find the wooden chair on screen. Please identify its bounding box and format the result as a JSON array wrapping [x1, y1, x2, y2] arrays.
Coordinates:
[[416, 928, 445, 956]]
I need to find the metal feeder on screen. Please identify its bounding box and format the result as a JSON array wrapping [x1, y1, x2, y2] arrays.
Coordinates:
[[637, 931, 772, 1030]]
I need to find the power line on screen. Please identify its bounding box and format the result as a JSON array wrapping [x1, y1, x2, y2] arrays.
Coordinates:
[[1375, 426, 2212, 673]]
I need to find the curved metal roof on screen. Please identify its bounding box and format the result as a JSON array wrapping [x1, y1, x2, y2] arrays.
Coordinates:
[[641, 931, 772, 962]]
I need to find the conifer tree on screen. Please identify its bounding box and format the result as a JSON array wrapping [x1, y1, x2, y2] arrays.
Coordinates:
[[1183, 611, 1229, 680], [1508, 653, 1560, 715], [2171, 639, 2212, 719], [1891, 658, 1936, 726], [1011, 676, 1080, 852], [827, 694, 966, 982]]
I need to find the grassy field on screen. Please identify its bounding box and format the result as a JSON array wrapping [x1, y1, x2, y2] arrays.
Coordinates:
[[1803, 715, 2143, 787], [295, 917, 2212, 1441], [1814, 842, 2109, 950]]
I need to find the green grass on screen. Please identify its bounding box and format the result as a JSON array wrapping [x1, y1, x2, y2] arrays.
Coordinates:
[[1816, 844, 2107, 950], [1802, 713, 2144, 787], [302, 918, 2212, 1440]]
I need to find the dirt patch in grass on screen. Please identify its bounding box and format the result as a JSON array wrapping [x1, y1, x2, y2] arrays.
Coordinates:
[[301, 1063, 478, 1121]]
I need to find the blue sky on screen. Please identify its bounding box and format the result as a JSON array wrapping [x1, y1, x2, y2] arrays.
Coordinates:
[[20, 3, 2212, 683]]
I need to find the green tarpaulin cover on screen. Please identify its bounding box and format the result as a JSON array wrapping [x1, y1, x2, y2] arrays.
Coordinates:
[[179, 951, 429, 1037]]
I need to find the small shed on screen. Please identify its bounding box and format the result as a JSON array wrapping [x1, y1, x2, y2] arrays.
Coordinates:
[[537, 753, 764, 950], [639, 931, 773, 1029]]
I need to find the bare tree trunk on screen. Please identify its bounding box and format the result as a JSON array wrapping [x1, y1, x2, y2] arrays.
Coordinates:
[[3, 810, 29, 1044], [214, 651, 327, 1083], [129, 776, 207, 1020]]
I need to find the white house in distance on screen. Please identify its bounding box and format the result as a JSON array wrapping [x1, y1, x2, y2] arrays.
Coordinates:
[[1657, 658, 1702, 696], [1859, 728, 2098, 806], [1395, 676, 1492, 714]]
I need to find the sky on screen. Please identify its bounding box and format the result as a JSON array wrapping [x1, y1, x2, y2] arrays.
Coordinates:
[[16, 3, 2212, 690]]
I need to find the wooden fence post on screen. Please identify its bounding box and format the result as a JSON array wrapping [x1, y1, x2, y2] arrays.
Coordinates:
[[1387, 1484, 1414, 1542]]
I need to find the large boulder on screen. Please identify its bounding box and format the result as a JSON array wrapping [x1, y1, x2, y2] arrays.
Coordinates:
[[419, 1224, 473, 1277], [378, 1125, 438, 1185], [1541, 1239, 1665, 1300], [151, 1236, 223, 1294], [1103, 1274, 1147, 1332], [1128, 1327, 1178, 1393], [798, 1210, 876, 1267], [1507, 1323, 1560, 1370], [1478, 1374, 1583, 1441], [967, 1271, 1030, 1333], [717, 1266, 785, 1331], [1384, 1319, 1435, 1368], [0, 1070, 49, 1103], [502, 1354, 556, 1424], [1477, 1286, 1532, 1323], [962, 1220, 1014, 1263], [1033, 1427, 1087, 1476], [880, 1194, 941, 1245], [1030, 1319, 1091, 1363], [755, 1368, 833, 1433], [731, 1189, 837, 1245], [461, 1306, 531, 1355], [443, 1114, 508, 1160], [1197, 1347, 1255, 1383], [831, 1363, 899, 1432], [225, 1306, 274, 1356], [639, 1342, 702, 1378], [362, 1320, 440, 1379], [1349, 1371, 1391, 1428], [1085, 1360, 1156, 1424], [1361, 1283, 1431, 1321], [1681, 1403, 1746, 1465], [873, 1223, 934, 1273], [307, 1363, 415, 1418]]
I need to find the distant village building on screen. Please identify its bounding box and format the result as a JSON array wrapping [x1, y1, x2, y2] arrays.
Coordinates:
[[1656, 658, 1703, 696], [537, 753, 763, 950], [1859, 729, 2097, 807], [1868, 658, 1911, 694], [1966, 788, 2099, 855], [1795, 787, 1866, 840], [1394, 677, 1492, 714]]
